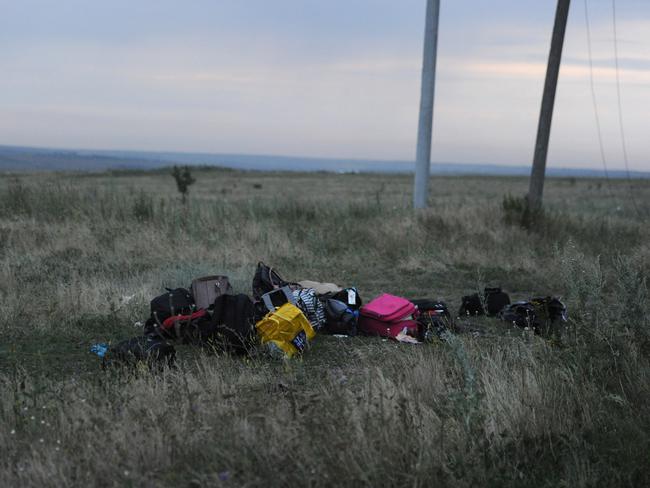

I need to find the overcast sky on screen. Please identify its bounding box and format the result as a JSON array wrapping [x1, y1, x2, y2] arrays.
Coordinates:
[[1, 0, 649, 170]]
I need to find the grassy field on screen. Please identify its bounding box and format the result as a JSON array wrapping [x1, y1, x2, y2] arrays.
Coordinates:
[[0, 168, 649, 487]]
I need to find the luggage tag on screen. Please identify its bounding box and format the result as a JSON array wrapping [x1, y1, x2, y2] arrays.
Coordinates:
[[347, 288, 356, 305]]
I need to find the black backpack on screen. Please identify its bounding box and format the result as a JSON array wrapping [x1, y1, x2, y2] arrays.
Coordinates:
[[187, 294, 256, 354], [144, 287, 195, 338], [484, 287, 511, 316], [150, 287, 194, 322], [252, 262, 289, 300], [103, 336, 176, 369], [458, 293, 483, 317]]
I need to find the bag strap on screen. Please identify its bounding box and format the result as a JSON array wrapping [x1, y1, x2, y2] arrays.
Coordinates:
[[161, 309, 207, 330], [269, 266, 278, 289]]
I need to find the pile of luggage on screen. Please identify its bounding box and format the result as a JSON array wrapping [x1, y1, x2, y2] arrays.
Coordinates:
[[91, 263, 566, 369]]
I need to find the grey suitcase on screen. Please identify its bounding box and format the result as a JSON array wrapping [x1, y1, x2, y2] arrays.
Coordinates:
[[191, 275, 233, 310]]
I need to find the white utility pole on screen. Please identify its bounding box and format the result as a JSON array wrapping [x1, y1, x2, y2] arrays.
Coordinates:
[[414, 0, 440, 209]]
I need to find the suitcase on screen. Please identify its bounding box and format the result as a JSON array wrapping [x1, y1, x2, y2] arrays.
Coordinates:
[[358, 293, 419, 339], [191, 275, 232, 310]]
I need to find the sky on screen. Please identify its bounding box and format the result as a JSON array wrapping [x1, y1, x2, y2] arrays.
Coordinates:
[[1, 0, 649, 170]]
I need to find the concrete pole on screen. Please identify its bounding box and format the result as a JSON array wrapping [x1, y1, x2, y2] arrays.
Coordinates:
[[414, 0, 440, 209], [527, 0, 571, 209]]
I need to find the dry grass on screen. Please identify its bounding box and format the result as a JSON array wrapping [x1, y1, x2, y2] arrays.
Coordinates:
[[0, 168, 649, 487]]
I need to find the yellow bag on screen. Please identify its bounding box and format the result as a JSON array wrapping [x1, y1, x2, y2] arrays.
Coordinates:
[[255, 303, 316, 358]]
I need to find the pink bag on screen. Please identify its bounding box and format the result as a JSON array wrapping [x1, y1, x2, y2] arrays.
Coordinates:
[[358, 293, 419, 339]]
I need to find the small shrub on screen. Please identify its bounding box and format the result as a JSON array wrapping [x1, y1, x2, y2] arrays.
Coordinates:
[[502, 193, 544, 230], [171, 166, 196, 204]]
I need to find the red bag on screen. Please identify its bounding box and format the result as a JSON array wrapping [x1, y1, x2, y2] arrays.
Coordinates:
[[161, 309, 207, 331], [358, 294, 419, 339]]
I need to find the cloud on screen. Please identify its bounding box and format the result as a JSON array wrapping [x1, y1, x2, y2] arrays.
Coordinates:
[[457, 59, 650, 84], [148, 73, 257, 84]]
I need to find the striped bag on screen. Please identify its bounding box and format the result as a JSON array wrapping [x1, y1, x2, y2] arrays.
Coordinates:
[[292, 288, 327, 330]]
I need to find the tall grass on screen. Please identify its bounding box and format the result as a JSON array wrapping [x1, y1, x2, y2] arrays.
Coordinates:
[[0, 169, 649, 486]]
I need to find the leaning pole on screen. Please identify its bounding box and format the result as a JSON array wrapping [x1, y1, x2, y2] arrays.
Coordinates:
[[528, 0, 571, 209], [414, 0, 440, 209]]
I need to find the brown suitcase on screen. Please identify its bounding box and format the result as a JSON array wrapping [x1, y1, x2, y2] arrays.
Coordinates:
[[191, 275, 233, 310]]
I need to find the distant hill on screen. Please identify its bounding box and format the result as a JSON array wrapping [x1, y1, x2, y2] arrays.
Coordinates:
[[1, 144, 649, 178], [0, 145, 166, 172]]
